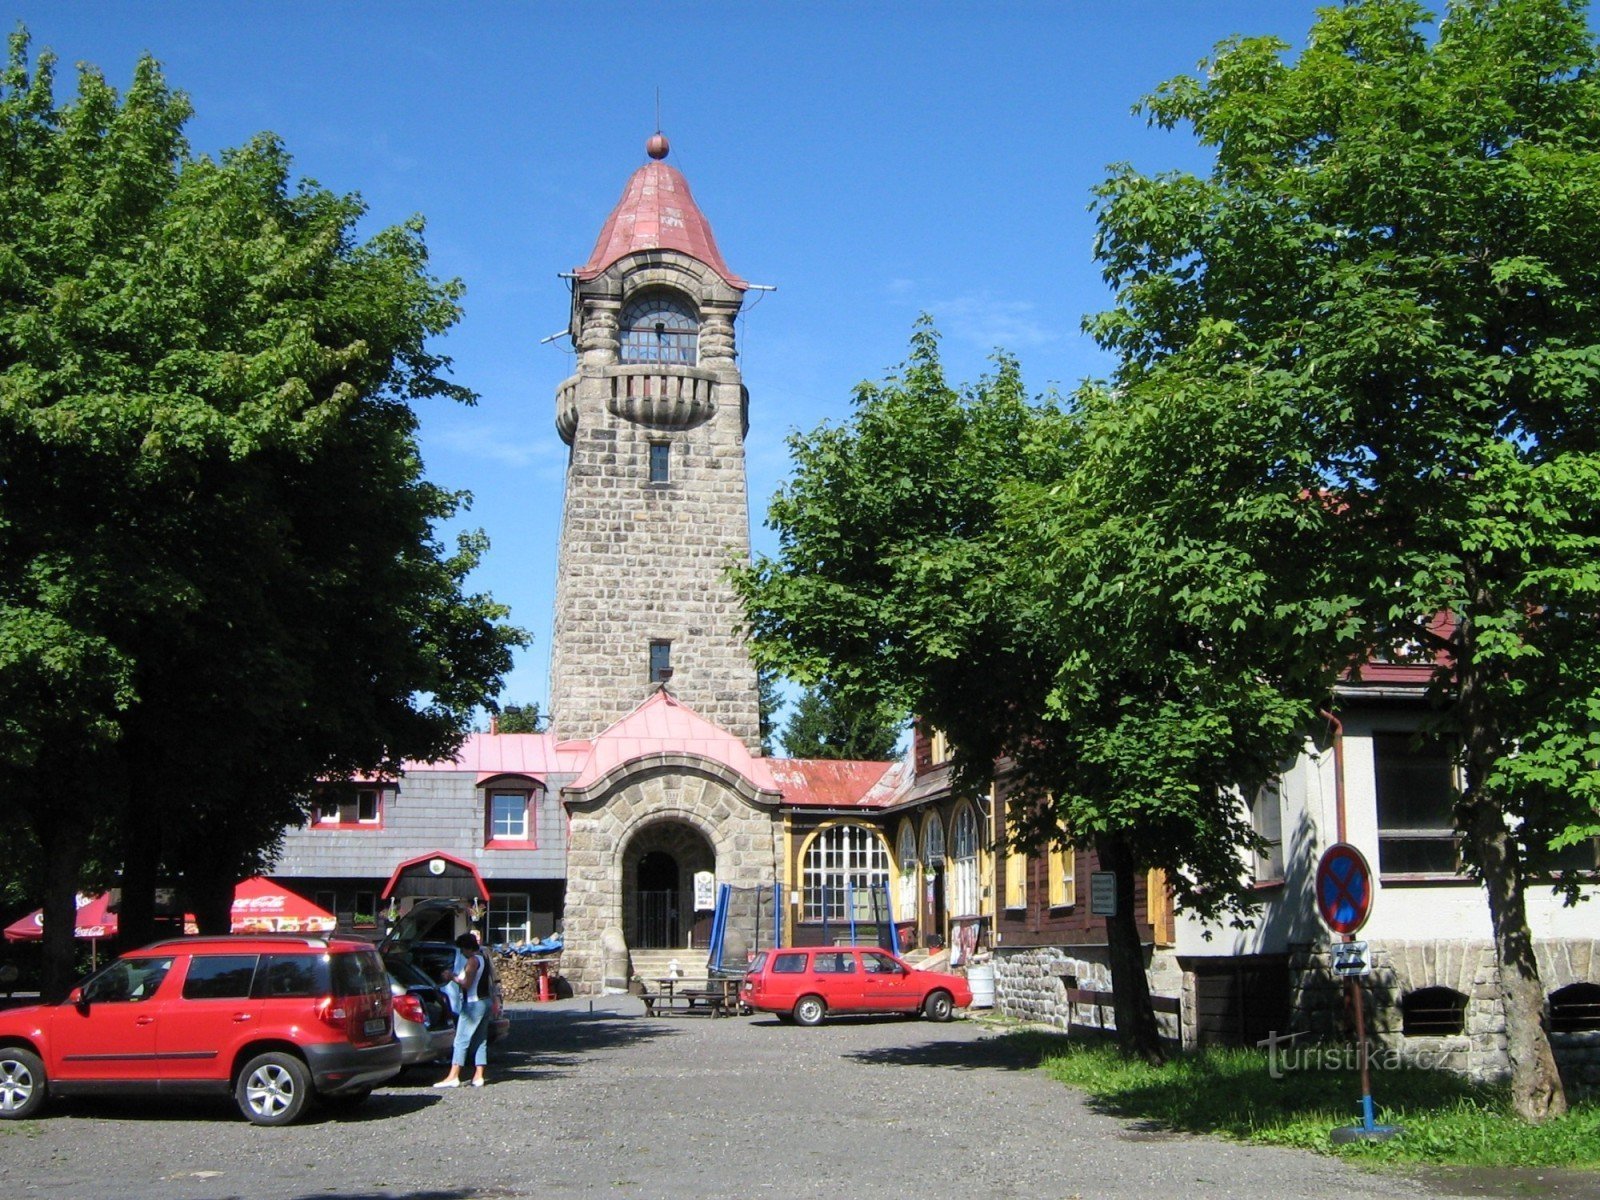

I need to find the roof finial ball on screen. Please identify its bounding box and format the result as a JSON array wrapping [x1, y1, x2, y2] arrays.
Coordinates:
[[646, 131, 670, 160]]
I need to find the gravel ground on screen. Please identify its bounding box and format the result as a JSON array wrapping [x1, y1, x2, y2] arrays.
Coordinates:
[[2, 997, 1595, 1200]]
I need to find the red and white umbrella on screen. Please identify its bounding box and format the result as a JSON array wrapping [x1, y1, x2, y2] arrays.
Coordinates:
[[229, 877, 336, 934], [3, 878, 335, 944], [2, 892, 118, 942]]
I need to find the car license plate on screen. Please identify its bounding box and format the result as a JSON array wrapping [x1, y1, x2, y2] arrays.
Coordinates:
[[365, 1017, 388, 1036]]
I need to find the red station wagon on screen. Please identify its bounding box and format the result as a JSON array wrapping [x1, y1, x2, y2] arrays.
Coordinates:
[[0, 934, 401, 1125], [741, 945, 974, 1026]]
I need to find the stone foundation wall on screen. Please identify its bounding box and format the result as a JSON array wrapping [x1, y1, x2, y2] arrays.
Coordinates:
[[992, 945, 1183, 1041], [1290, 938, 1600, 1088]]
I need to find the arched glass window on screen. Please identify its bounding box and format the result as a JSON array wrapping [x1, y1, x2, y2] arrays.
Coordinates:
[[950, 805, 980, 917], [922, 814, 946, 866], [619, 291, 698, 365], [896, 822, 919, 918], [803, 824, 890, 922]]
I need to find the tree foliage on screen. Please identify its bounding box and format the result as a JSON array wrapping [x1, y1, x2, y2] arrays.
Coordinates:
[[494, 702, 546, 735], [779, 682, 905, 761], [1087, 0, 1600, 1118], [737, 321, 1327, 1060], [0, 31, 524, 994]]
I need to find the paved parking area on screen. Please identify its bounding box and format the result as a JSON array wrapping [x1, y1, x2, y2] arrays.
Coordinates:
[[1, 997, 1592, 1199]]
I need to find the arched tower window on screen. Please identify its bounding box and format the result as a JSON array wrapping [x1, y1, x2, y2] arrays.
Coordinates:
[[802, 823, 890, 922], [619, 290, 699, 365], [950, 804, 981, 918]]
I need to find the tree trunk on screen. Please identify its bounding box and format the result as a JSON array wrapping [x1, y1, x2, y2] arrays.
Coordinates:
[[1457, 588, 1567, 1121], [1097, 833, 1165, 1065], [115, 769, 165, 949], [185, 862, 236, 936], [36, 818, 86, 1004]]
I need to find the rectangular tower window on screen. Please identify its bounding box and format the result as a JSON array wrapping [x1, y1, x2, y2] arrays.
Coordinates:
[[649, 441, 671, 483], [650, 640, 672, 683]]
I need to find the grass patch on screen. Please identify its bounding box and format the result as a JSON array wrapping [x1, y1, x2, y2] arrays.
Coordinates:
[[1002, 1031, 1600, 1169]]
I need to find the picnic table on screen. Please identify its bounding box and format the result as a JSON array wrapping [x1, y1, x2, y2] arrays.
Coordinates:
[[643, 975, 743, 1017]]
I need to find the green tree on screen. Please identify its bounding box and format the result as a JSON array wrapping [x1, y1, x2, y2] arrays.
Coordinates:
[[494, 703, 546, 734], [1087, 0, 1600, 1118], [779, 682, 905, 760], [737, 323, 1321, 1061], [757, 665, 783, 757], [0, 32, 524, 994]]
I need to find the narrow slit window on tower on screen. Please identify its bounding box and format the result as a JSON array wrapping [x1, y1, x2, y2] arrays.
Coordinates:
[[649, 441, 671, 484], [650, 639, 672, 683]]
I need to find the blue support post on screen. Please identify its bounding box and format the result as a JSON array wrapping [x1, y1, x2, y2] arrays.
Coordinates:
[[883, 880, 901, 956]]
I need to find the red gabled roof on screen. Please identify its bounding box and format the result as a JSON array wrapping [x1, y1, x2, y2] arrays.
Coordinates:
[[576, 159, 746, 288], [769, 758, 907, 809]]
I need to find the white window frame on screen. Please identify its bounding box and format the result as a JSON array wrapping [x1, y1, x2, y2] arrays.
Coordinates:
[[1252, 777, 1285, 883], [895, 822, 919, 921], [488, 893, 532, 946], [489, 790, 532, 842], [950, 804, 981, 918], [802, 824, 891, 923]]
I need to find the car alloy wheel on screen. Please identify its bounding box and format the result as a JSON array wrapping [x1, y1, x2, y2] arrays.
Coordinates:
[[236, 1051, 312, 1126], [0, 1049, 45, 1119], [922, 990, 954, 1022]]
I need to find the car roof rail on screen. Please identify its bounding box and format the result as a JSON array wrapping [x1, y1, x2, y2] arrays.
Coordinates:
[[137, 934, 336, 951]]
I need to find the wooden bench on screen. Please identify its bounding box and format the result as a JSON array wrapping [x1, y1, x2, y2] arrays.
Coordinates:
[[1061, 984, 1181, 1029]]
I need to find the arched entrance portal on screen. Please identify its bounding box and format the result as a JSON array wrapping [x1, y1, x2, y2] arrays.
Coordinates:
[[623, 820, 715, 950]]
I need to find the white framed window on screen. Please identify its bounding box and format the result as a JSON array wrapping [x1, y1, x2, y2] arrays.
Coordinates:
[[488, 790, 534, 844], [922, 814, 946, 867], [1252, 778, 1285, 883], [802, 823, 890, 922], [313, 787, 385, 826], [488, 893, 532, 946], [950, 804, 981, 917], [895, 822, 919, 920]]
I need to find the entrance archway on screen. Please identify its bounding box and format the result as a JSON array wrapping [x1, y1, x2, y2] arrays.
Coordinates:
[[622, 819, 715, 950]]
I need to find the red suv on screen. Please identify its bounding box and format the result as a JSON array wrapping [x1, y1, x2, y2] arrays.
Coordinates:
[[741, 945, 973, 1026], [0, 934, 401, 1125]]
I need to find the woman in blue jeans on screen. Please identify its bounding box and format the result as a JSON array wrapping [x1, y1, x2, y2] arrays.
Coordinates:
[[434, 932, 490, 1088]]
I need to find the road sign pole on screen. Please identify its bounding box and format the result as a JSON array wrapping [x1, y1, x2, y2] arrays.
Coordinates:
[[1316, 842, 1400, 1145], [1348, 933, 1375, 1133]]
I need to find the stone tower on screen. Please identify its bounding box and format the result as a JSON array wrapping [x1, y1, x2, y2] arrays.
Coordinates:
[[549, 136, 762, 750]]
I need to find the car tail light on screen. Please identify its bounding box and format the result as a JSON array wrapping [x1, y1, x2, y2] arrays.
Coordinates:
[[393, 992, 426, 1026]]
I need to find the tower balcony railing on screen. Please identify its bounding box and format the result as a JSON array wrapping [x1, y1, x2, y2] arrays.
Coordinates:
[[557, 365, 720, 443]]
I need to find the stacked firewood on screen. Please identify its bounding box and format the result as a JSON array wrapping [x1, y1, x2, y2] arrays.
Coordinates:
[[491, 952, 563, 1002]]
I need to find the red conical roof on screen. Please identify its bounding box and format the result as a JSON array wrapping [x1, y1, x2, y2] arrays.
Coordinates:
[[576, 158, 746, 289]]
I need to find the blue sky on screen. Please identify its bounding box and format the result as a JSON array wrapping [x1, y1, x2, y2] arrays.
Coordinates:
[[11, 1, 1334, 714]]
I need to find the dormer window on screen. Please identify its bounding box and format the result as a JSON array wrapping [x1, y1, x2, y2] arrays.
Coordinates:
[[619, 291, 698, 365]]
